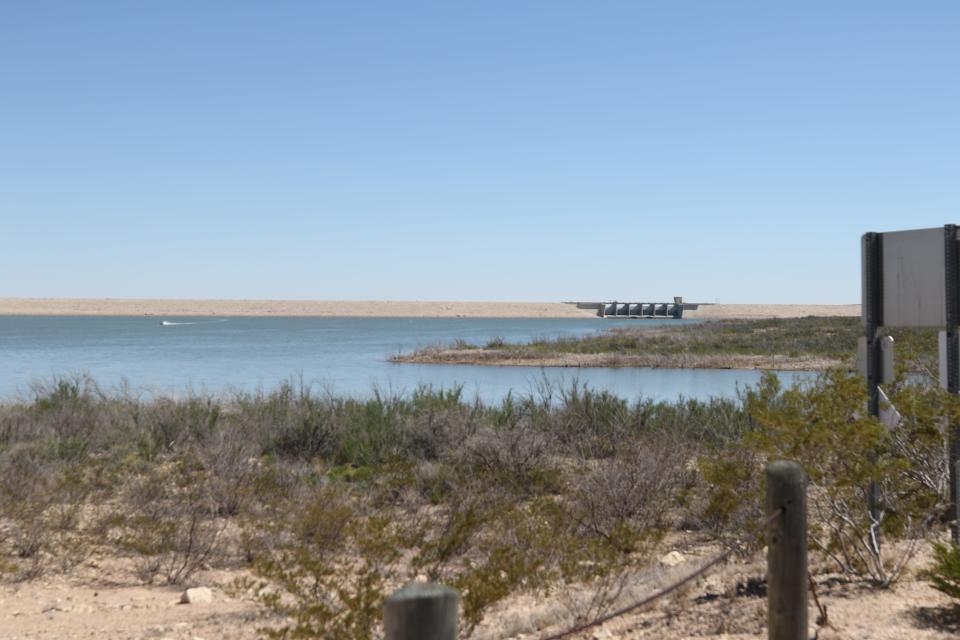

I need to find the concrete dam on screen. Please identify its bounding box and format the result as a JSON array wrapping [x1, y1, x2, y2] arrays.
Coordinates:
[[571, 298, 699, 319]]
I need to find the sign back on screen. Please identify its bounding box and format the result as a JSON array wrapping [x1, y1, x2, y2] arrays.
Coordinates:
[[872, 227, 947, 328]]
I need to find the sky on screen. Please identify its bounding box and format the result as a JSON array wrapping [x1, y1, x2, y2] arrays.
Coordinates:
[[1, 2, 958, 304]]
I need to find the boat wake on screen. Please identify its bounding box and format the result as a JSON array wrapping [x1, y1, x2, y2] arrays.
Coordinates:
[[160, 319, 229, 326]]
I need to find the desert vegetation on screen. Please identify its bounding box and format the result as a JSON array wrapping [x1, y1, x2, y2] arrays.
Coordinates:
[[394, 316, 938, 371], [0, 356, 957, 636]]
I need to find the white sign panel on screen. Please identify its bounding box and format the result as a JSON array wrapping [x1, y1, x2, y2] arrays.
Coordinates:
[[880, 227, 946, 328], [856, 336, 895, 384], [938, 330, 960, 390], [877, 388, 902, 430]]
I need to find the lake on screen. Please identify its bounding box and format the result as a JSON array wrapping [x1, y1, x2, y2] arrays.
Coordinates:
[[0, 316, 809, 402]]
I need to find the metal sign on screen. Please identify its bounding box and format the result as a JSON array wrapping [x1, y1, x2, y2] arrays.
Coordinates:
[[882, 228, 948, 327], [862, 227, 954, 328], [861, 223, 960, 542]]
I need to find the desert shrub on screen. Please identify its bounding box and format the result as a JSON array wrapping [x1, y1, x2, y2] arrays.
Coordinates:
[[399, 386, 479, 462], [573, 435, 690, 543], [701, 370, 946, 585], [333, 393, 407, 467], [200, 428, 260, 517], [698, 446, 763, 542], [239, 382, 338, 461], [26, 375, 103, 460], [133, 396, 221, 460], [243, 485, 402, 640], [114, 453, 225, 584], [410, 385, 466, 414], [457, 423, 563, 497], [245, 457, 658, 638], [0, 443, 102, 579], [636, 396, 749, 449], [928, 541, 960, 603], [0, 403, 35, 450], [412, 493, 656, 634], [552, 384, 630, 459], [238, 456, 317, 563], [485, 336, 506, 349]]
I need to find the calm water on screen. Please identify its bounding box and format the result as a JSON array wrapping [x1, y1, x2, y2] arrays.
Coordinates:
[[0, 316, 807, 402]]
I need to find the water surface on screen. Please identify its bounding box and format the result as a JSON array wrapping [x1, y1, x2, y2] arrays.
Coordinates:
[[0, 316, 808, 402]]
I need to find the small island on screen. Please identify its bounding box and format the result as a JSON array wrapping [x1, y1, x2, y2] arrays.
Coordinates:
[[393, 316, 936, 372]]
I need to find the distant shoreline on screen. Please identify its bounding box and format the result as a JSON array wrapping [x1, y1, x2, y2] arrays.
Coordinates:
[[0, 298, 860, 319], [392, 350, 842, 371]]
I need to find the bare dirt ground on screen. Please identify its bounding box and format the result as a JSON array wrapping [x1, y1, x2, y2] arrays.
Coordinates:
[[683, 304, 861, 320], [0, 299, 859, 320], [2, 542, 955, 640]]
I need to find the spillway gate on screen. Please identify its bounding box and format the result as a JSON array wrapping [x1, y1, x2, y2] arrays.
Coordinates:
[[572, 298, 696, 319]]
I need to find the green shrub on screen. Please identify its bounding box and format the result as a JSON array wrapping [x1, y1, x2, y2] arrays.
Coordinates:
[[553, 384, 630, 459], [701, 370, 946, 585], [242, 485, 400, 640], [928, 541, 960, 602]]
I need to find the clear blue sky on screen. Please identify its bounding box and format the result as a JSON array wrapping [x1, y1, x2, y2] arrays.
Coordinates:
[[2, 2, 957, 303]]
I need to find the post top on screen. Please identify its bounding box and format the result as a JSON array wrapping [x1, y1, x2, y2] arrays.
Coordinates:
[[386, 582, 458, 603], [767, 460, 807, 481]]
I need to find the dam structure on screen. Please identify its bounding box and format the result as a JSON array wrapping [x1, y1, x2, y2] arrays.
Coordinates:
[[571, 298, 700, 319]]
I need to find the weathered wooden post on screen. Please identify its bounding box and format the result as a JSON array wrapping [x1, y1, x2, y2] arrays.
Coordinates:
[[766, 461, 808, 640], [384, 582, 459, 640]]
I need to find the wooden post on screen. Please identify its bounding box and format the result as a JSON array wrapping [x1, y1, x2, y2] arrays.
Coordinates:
[[384, 582, 458, 640], [766, 461, 808, 640]]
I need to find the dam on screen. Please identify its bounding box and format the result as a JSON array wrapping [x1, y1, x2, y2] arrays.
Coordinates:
[[572, 298, 699, 319]]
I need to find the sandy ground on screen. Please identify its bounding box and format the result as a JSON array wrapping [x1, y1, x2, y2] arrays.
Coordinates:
[[683, 304, 860, 320], [0, 299, 860, 320], [1, 543, 954, 640], [0, 299, 593, 318]]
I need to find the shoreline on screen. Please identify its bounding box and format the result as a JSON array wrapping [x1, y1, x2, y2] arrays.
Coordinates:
[[0, 298, 860, 319], [391, 349, 844, 371]]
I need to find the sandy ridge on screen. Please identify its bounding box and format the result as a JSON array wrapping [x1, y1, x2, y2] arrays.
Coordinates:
[[0, 299, 860, 319], [0, 298, 593, 318], [683, 303, 860, 320]]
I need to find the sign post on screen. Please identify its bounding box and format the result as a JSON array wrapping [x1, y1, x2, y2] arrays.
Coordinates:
[[944, 225, 960, 542], [862, 224, 960, 542], [861, 232, 884, 528]]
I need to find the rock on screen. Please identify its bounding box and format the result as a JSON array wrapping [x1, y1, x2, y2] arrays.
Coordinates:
[[659, 551, 686, 567], [180, 587, 213, 605], [701, 574, 725, 595]]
